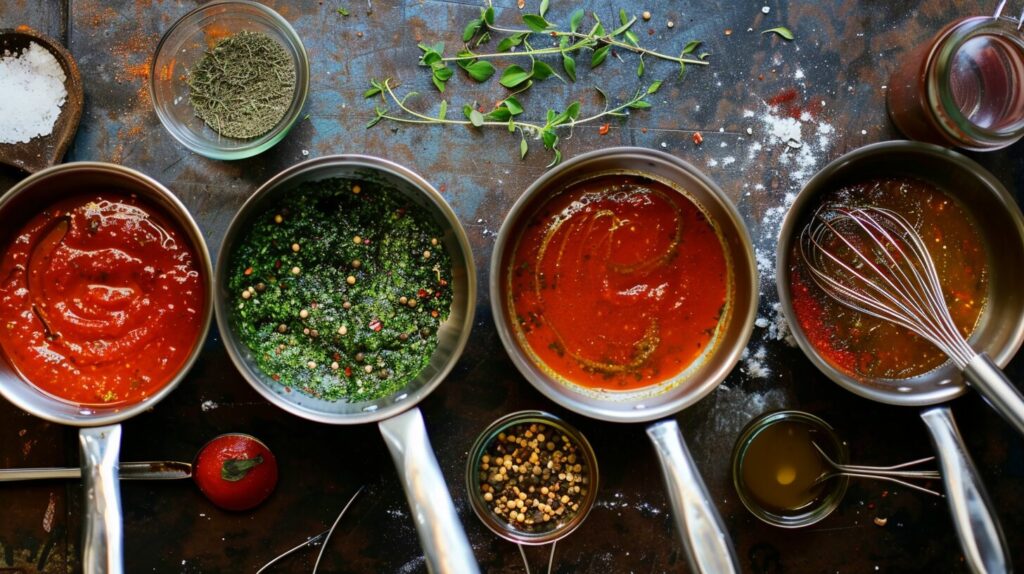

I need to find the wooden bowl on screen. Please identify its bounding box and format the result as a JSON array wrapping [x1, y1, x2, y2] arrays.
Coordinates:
[[0, 27, 83, 173]]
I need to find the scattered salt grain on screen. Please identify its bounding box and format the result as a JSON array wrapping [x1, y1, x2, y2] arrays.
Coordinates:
[[201, 400, 219, 412], [0, 42, 67, 144], [761, 6, 770, 13]]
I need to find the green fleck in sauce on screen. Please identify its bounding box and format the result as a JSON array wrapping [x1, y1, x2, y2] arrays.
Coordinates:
[[228, 178, 453, 402]]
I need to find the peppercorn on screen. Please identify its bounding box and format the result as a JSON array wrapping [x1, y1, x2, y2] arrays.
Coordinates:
[[476, 422, 590, 533]]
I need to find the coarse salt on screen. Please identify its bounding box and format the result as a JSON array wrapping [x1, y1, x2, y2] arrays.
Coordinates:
[[0, 42, 67, 144]]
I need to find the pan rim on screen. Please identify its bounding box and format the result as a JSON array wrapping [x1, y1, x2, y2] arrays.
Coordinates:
[[0, 161, 215, 426], [214, 154, 477, 425], [489, 147, 759, 424], [775, 140, 1024, 407]]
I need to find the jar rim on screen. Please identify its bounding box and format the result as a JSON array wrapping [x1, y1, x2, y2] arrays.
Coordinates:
[[927, 16, 1024, 147]]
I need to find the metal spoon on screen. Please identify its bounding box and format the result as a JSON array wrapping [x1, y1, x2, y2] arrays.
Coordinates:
[[0, 461, 192, 481]]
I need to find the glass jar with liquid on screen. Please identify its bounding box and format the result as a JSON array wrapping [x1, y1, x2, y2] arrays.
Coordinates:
[[887, 16, 1024, 151]]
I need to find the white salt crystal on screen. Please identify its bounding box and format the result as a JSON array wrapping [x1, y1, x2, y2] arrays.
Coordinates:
[[0, 42, 67, 144]]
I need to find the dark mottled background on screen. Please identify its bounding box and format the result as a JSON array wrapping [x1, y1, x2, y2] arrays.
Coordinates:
[[1, 1, 1023, 572]]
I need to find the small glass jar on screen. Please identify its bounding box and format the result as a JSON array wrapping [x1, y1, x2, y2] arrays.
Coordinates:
[[465, 410, 599, 545], [731, 410, 849, 528], [887, 16, 1024, 151]]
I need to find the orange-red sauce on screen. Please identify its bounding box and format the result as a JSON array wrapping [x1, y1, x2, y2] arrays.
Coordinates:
[[0, 193, 205, 406], [508, 174, 729, 391], [789, 177, 987, 379]]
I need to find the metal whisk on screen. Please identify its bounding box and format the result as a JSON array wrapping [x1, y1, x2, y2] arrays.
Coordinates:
[[799, 205, 1024, 437]]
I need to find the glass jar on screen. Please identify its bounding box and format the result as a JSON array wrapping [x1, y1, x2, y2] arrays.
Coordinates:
[[887, 16, 1024, 151]]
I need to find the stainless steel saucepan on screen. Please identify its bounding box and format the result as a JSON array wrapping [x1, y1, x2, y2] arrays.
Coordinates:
[[777, 141, 1024, 574], [0, 162, 214, 573], [215, 155, 479, 574], [491, 148, 759, 573]]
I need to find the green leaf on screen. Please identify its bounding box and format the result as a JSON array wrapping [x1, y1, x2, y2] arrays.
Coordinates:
[[566, 101, 581, 120], [503, 96, 524, 115], [432, 75, 446, 92], [542, 129, 557, 149], [681, 40, 702, 55], [647, 80, 663, 94], [420, 49, 442, 67], [366, 112, 384, 129], [476, 31, 491, 46], [520, 136, 528, 159], [434, 67, 453, 81], [546, 148, 562, 168], [222, 455, 263, 482], [483, 6, 495, 25], [562, 54, 576, 81], [625, 29, 640, 46], [523, 14, 551, 32], [463, 18, 482, 42], [629, 100, 652, 109], [637, 56, 644, 77], [500, 64, 532, 88], [532, 60, 560, 81], [438, 100, 447, 120], [762, 26, 795, 40], [591, 45, 610, 68], [462, 60, 496, 82], [337, 7, 350, 16], [486, 107, 512, 121], [508, 117, 515, 132], [363, 85, 382, 98], [497, 33, 525, 52], [470, 109, 485, 127], [619, 8, 628, 25], [546, 109, 556, 124], [570, 9, 584, 34], [540, 0, 550, 18]]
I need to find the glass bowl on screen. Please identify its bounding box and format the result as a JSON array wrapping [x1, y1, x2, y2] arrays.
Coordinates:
[[731, 410, 849, 528], [150, 0, 309, 160], [465, 410, 599, 545]]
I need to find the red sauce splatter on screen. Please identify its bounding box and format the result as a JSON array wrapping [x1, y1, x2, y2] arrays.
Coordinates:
[[508, 175, 729, 391], [766, 88, 823, 120], [0, 193, 206, 406]]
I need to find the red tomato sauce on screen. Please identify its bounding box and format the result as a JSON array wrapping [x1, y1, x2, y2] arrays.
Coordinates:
[[0, 193, 205, 406], [507, 175, 729, 391]]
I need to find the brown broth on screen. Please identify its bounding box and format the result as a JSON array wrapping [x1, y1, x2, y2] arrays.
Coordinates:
[[789, 177, 988, 379], [739, 420, 830, 513]]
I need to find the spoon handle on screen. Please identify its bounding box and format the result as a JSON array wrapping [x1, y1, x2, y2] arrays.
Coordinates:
[[0, 461, 192, 481]]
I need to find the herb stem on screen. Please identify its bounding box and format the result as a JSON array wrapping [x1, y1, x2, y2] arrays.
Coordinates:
[[446, 25, 709, 67], [380, 80, 544, 132]]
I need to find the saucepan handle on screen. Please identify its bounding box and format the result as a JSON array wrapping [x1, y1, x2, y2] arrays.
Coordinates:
[[378, 408, 480, 574], [79, 425, 124, 574], [646, 419, 739, 574], [920, 406, 1009, 574], [964, 352, 1024, 438]]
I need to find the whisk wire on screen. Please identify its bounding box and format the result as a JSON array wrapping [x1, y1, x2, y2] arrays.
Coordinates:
[[800, 206, 978, 369]]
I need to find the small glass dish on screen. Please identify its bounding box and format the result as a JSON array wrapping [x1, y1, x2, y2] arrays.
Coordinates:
[[465, 410, 599, 545], [731, 410, 849, 528], [150, 0, 309, 160]]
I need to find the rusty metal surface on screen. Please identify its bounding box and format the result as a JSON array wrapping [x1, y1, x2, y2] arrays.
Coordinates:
[[1, 0, 1023, 572]]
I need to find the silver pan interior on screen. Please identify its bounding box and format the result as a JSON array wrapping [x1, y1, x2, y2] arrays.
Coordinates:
[[776, 141, 1024, 406], [215, 155, 476, 425]]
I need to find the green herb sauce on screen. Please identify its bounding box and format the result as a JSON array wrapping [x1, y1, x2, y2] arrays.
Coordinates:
[[228, 178, 453, 402]]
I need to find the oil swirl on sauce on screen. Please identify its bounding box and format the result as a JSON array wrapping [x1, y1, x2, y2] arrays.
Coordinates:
[[508, 175, 730, 391], [0, 194, 205, 405]]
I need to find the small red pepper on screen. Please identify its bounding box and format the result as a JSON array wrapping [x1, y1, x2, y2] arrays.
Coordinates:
[[369, 318, 382, 332], [418, 288, 428, 298]]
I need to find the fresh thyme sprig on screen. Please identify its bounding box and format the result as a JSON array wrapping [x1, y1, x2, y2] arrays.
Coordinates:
[[365, 78, 662, 166], [421, 4, 708, 92]]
